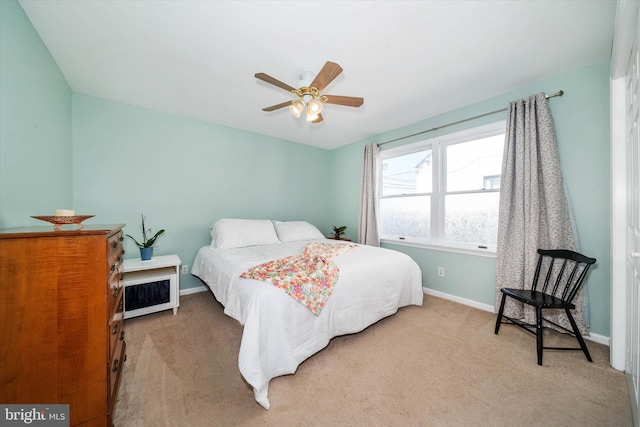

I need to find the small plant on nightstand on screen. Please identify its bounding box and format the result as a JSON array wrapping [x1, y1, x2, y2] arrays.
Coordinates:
[[126, 214, 165, 261], [331, 225, 347, 240]]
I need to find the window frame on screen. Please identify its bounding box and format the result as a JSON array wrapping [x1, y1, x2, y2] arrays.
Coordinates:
[[378, 120, 506, 257]]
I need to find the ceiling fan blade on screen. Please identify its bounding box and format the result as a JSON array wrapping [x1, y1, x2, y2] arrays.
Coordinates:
[[323, 95, 364, 108], [255, 73, 296, 92], [262, 101, 292, 112], [311, 113, 323, 123], [311, 61, 343, 92]]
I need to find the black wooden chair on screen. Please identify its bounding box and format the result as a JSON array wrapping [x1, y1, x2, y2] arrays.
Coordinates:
[[494, 248, 596, 365]]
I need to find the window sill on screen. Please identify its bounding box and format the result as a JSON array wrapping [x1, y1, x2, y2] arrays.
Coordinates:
[[380, 238, 497, 258]]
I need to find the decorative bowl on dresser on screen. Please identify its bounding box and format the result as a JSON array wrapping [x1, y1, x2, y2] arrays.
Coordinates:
[[0, 224, 126, 427]]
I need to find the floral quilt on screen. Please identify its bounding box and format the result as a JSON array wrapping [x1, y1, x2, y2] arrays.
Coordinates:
[[240, 242, 358, 315]]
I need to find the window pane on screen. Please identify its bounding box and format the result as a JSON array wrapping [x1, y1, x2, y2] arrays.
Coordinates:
[[444, 193, 500, 246], [380, 196, 430, 239], [446, 135, 503, 192], [382, 149, 432, 196]]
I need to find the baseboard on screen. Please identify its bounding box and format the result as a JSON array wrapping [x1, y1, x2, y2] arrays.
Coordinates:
[[422, 287, 610, 347], [180, 285, 208, 296], [585, 332, 610, 346], [423, 287, 495, 312]]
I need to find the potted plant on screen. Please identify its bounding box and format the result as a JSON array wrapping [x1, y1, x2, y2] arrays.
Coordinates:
[[126, 214, 165, 261], [331, 225, 347, 240]]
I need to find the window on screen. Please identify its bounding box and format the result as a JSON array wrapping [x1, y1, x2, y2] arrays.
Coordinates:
[[379, 121, 505, 253]]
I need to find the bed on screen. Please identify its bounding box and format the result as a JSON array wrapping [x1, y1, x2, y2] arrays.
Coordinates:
[[191, 218, 423, 409]]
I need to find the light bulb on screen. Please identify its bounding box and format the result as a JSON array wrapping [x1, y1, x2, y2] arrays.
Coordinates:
[[289, 100, 304, 118], [306, 112, 319, 122], [307, 98, 323, 115]]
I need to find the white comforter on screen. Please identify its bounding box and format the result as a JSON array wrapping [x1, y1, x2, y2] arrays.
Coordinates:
[[191, 239, 423, 409]]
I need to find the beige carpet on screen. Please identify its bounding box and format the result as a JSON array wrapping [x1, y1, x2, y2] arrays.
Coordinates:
[[113, 291, 632, 427]]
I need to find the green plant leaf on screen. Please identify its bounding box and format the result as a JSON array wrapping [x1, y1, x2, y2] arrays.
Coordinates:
[[125, 234, 144, 248], [331, 225, 347, 239], [144, 229, 165, 248]]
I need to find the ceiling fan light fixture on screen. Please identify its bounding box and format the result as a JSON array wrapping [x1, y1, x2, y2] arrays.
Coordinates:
[[256, 61, 363, 124], [289, 99, 304, 118], [307, 98, 323, 115]]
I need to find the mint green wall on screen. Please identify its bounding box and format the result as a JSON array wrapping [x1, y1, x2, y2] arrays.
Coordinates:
[[329, 62, 611, 337], [72, 94, 332, 290], [0, 0, 72, 228]]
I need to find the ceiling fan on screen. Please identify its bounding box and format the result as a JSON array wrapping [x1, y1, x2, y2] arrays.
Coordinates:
[[255, 61, 364, 124]]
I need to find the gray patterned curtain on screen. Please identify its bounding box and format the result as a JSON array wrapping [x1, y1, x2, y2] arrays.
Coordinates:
[[358, 143, 380, 246], [495, 93, 587, 334]]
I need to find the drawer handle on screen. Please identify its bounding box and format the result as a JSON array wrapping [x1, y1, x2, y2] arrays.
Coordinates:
[[112, 359, 119, 373], [111, 264, 116, 272], [112, 287, 119, 298], [112, 240, 118, 249], [112, 323, 119, 335], [120, 273, 124, 280], [120, 331, 125, 341]]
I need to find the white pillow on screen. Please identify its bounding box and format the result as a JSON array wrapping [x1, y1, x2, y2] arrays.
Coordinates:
[[273, 221, 325, 242], [211, 218, 279, 249]]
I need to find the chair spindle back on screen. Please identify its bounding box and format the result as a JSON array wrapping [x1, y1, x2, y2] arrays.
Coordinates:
[[532, 249, 596, 304]]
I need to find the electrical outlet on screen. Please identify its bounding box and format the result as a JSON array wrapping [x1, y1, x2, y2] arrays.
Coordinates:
[[438, 267, 445, 277], [181, 265, 188, 274]]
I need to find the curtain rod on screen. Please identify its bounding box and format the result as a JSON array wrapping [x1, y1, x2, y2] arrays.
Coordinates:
[[378, 90, 564, 146]]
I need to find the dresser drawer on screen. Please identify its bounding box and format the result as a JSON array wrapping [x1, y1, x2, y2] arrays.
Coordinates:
[[107, 233, 124, 278], [107, 270, 122, 318], [107, 248, 123, 277], [107, 231, 123, 319], [108, 294, 124, 360], [108, 338, 126, 414], [107, 231, 124, 260]]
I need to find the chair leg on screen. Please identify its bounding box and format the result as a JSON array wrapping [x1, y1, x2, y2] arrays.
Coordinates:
[[495, 293, 507, 334], [536, 307, 543, 366], [564, 307, 593, 362]]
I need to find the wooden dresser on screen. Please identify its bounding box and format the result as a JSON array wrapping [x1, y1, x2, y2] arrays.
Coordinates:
[[0, 224, 126, 427]]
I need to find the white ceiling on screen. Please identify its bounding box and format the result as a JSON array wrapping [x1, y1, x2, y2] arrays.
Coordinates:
[[18, 0, 616, 150]]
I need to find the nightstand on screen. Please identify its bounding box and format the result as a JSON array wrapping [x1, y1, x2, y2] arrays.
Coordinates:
[[122, 254, 181, 319]]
